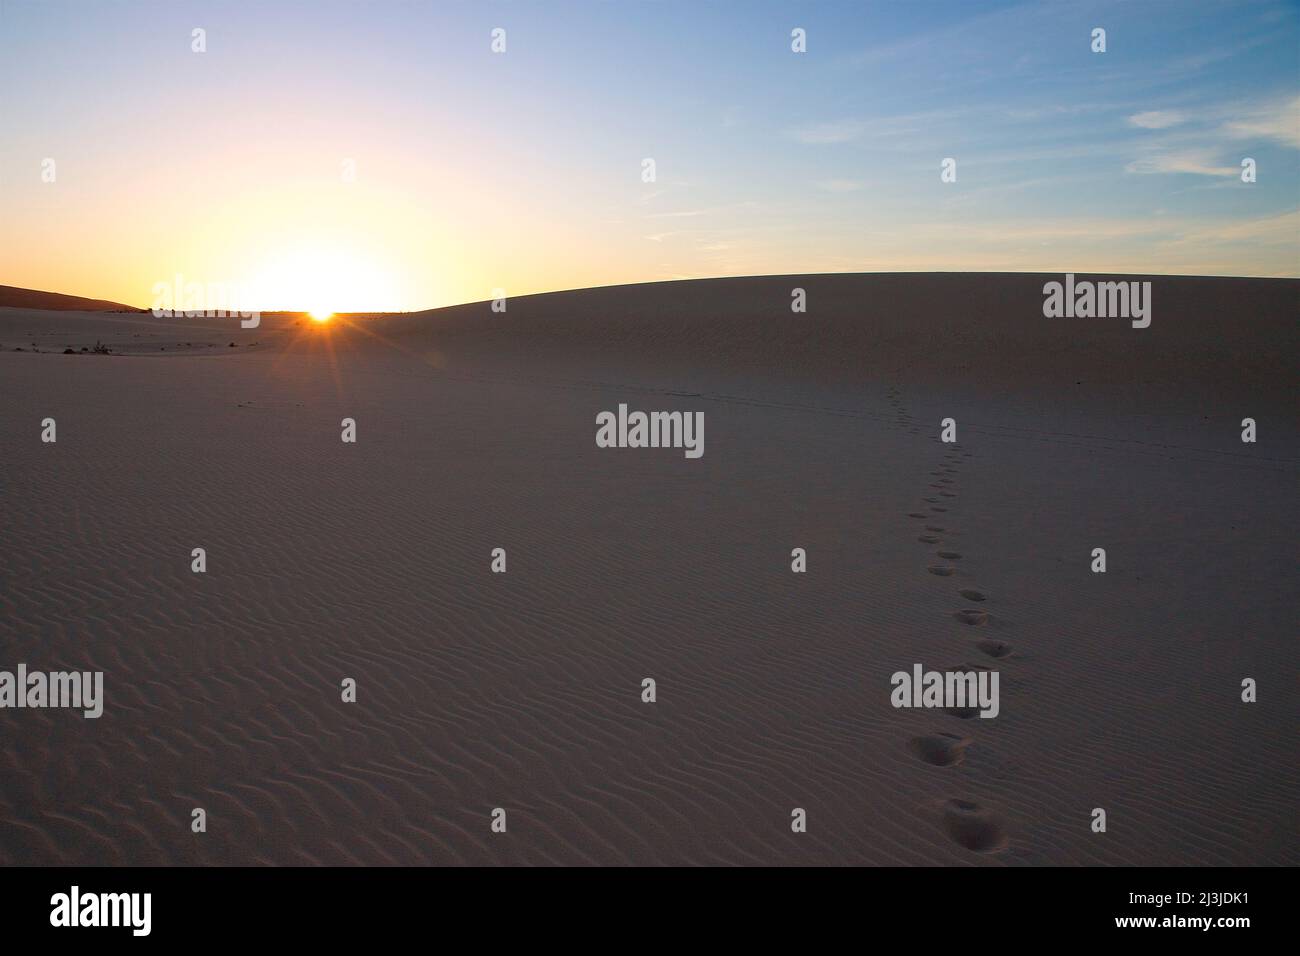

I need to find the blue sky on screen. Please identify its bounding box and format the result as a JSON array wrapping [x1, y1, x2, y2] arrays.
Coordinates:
[[1, 0, 1296, 308]]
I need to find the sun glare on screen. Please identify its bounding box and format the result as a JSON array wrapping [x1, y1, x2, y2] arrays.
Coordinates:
[[246, 246, 402, 317]]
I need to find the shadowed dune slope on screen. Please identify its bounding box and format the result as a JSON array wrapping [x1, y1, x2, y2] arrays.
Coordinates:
[[372, 274, 1297, 407], [0, 284, 141, 312]]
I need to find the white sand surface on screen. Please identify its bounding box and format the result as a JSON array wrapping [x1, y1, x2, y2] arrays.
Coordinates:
[[1, 274, 1295, 864]]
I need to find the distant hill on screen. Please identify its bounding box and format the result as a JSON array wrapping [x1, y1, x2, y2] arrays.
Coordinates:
[[0, 285, 142, 312], [376, 273, 1297, 407]]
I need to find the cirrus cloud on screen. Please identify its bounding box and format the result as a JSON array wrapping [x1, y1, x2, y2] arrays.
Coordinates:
[[1127, 110, 1187, 129]]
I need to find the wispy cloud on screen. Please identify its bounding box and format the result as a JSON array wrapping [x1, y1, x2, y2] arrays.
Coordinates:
[[814, 179, 865, 193], [647, 209, 708, 219], [1220, 94, 1300, 149], [1159, 209, 1300, 249], [785, 110, 959, 147], [1128, 110, 1187, 130], [786, 120, 865, 145], [645, 201, 758, 220], [1125, 149, 1240, 178], [1123, 95, 1299, 178], [845, 0, 1046, 70]]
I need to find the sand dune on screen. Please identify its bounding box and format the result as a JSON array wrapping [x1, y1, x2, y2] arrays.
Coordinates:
[[0, 284, 142, 313], [1, 274, 1296, 865], [381, 273, 1297, 407]]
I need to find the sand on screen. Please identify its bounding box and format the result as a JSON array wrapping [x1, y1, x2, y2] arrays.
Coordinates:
[[0, 274, 1296, 865], [0, 284, 142, 313]]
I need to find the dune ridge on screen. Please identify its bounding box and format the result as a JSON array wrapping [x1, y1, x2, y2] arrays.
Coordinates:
[[0, 284, 142, 313], [377, 273, 1297, 406]]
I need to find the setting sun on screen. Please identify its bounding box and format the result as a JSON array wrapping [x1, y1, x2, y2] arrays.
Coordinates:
[[243, 246, 406, 315]]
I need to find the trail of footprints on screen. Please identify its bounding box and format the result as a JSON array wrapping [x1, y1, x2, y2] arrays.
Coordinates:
[[887, 386, 1012, 855]]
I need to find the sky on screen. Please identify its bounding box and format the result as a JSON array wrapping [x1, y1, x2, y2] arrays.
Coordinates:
[[1, 0, 1297, 311]]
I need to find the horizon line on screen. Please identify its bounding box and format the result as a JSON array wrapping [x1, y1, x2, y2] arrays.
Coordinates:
[[6, 269, 1298, 315]]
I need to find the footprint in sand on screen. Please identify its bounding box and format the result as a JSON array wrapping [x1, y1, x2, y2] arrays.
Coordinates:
[[923, 496, 939, 503], [918, 534, 941, 544], [927, 565, 957, 576], [953, 608, 989, 625], [941, 799, 1007, 853], [930, 506, 948, 513], [958, 588, 985, 601], [909, 733, 972, 767], [976, 639, 1013, 658], [925, 525, 945, 532], [937, 551, 962, 560]]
